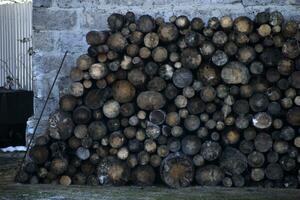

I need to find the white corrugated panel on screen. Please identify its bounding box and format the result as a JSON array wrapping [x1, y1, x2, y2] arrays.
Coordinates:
[[0, 1, 32, 90]]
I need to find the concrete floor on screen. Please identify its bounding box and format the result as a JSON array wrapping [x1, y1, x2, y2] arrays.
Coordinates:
[[0, 153, 300, 200]]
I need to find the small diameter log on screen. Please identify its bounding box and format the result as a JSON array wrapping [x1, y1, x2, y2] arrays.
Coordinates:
[[49, 111, 74, 140], [76, 147, 90, 160], [152, 46, 168, 63], [70, 67, 83, 82], [89, 63, 108, 80], [160, 153, 194, 188], [69, 82, 84, 97]]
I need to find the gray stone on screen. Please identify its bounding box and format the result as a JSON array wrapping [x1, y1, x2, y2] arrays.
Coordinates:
[[33, 0, 53, 8], [33, 31, 57, 52], [33, 8, 77, 31], [55, 0, 83, 8], [80, 9, 109, 30], [242, 0, 300, 6], [211, 0, 241, 3], [33, 53, 78, 75], [56, 32, 87, 53], [33, 97, 59, 118]]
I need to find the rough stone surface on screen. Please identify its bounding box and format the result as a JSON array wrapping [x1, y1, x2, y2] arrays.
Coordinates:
[[33, 8, 77, 31], [29, 0, 300, 141], [33, 0, 53, 8]]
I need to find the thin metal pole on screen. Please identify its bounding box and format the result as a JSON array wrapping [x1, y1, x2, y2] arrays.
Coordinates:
[[17, 51, 68, 174]]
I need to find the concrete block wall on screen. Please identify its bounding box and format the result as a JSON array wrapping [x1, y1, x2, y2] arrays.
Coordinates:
[[28, 0, 300, 140]]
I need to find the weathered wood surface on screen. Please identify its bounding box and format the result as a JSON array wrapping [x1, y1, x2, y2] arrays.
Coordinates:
[[0, 184, 300, 200], [0, 154, 300, 200]]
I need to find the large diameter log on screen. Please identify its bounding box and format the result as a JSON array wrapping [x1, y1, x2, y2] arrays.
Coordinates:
[[29, 146, 49, 165], [107, 33, 128, 52], [233, 16, 253, 34], [112, 80, 136, 103], [221, 61, 250, 84], [152, 46, 168, 63], [88, 121, 107, 140], [103, 100, 120, 118], [107, 13, 125, 32], [160, 153, 194, 188], [144, 32, 159, 49], [172, 68, 193, 88], [86, 31, 108, 45], [195, 165, 224, 186], [158, 23, 179, 42], [84, 88, 111, 110], [286, 107, 300, 126], [254, 133, 273, 153], [137, 15, 156, 33], [50, 158, 68, 175], [97, 157, 130, 185], [181, 135, 201, 155], [282, 39, 300, 59], [131, 165, 155, 186], [73, 106, 92, 124], [252, 112, 272, 129], [128, 68, 146, 86], [220, 147, 247, 175], [49, 111, 74, 140], [180, 48, 202, 69], [259, 48, 282, 67], [59, 95, 77, 112], [290, 71, 300, 89], [76, 54, 95, 71], [137, 91, 166, 110]]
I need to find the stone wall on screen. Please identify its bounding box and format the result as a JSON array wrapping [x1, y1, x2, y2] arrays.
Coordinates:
[[28, 0, 300, 141]]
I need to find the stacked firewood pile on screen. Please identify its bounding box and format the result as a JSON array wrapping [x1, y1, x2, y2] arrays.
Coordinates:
[[17, 11, 300, 188]]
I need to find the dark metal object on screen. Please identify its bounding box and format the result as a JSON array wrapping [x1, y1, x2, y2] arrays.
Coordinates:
[[17, 51, 68, 175]]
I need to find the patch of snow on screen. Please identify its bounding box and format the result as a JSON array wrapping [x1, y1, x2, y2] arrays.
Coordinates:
[[0, 146, 27, 152]]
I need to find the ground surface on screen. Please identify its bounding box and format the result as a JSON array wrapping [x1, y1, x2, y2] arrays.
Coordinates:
[[0, 152, 300, 200]]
